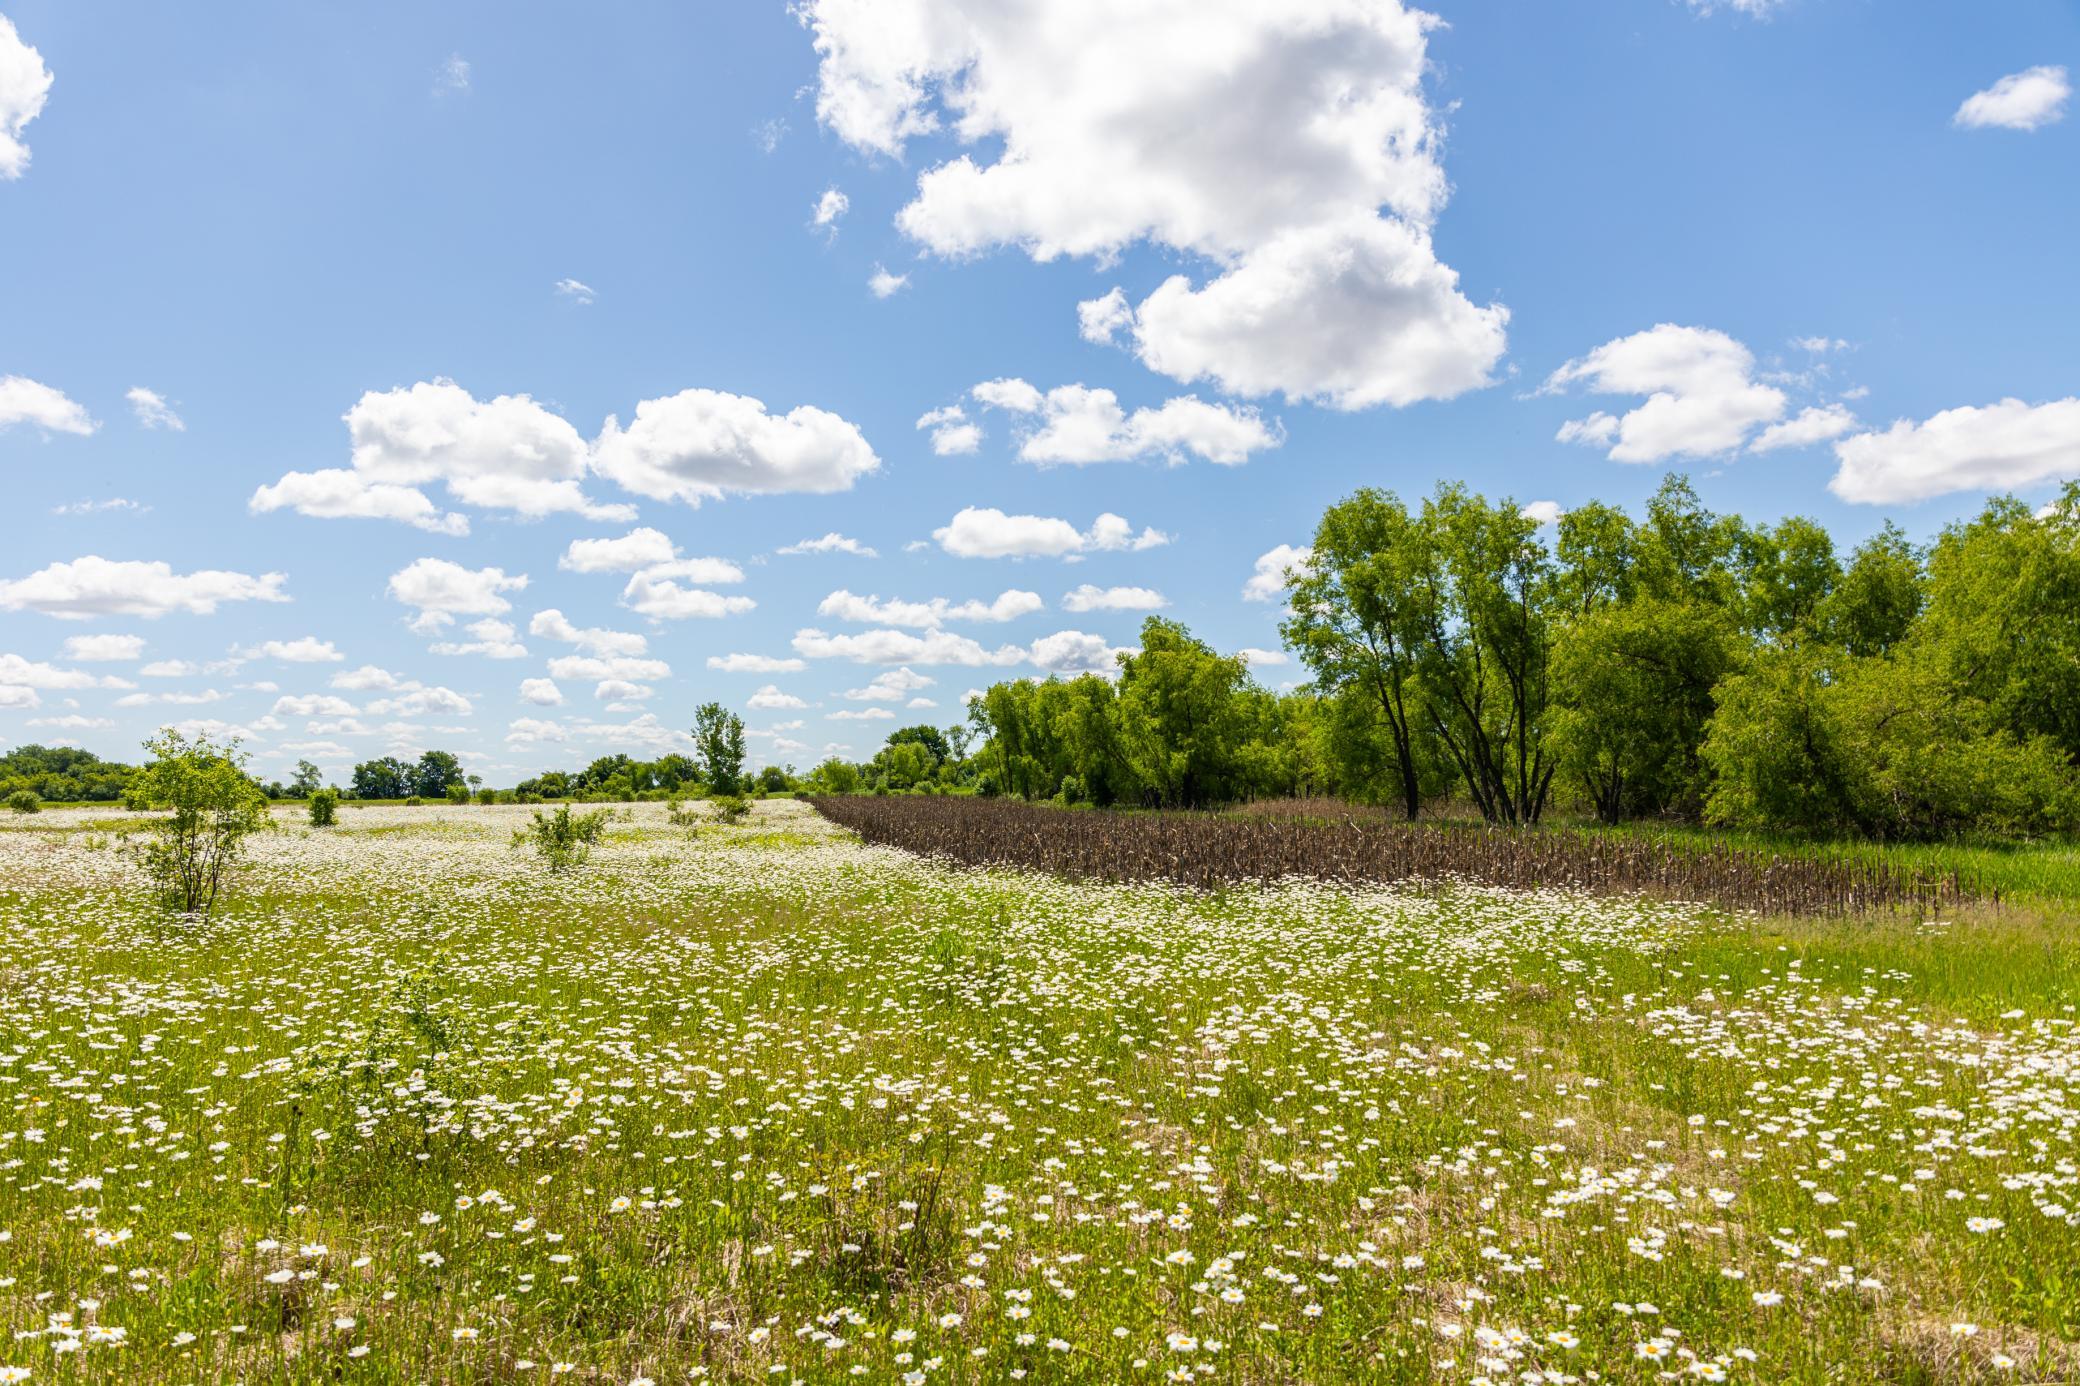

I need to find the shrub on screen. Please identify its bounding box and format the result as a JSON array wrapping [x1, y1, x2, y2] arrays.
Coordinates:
[[405, 795, 424, 807], [308, 789, 339, 827], [476, 787, 497, 805], [710, 794, 752, 825], [512, 803, 613, 874], [6, 789, 38, 814], [134, 729, 271, 916], [445, 784, 471, 804]]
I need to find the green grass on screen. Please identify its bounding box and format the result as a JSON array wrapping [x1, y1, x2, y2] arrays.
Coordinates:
[[1, 801, 2075, 1383]]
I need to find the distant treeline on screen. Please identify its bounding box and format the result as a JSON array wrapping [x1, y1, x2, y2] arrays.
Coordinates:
[[961, 477, 2080, 842]]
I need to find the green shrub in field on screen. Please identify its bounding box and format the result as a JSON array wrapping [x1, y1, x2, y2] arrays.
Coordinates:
[[133, 729, 271, 915], [710, 794, 751, 824], [6, 789, 38, 814], [512, 803, 613, 873], [308, 789, 339, 827]]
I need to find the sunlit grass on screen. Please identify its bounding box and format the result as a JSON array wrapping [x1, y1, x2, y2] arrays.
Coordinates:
[[1, 801, 2074, 1383]]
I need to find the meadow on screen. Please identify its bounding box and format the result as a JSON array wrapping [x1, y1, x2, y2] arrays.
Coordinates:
[[1, 800, 2076, 1383]]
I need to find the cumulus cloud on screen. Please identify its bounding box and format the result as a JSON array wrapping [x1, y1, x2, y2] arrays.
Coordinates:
[[62, 634, 145, 662], [1519, 500, 1564, 526], [141, 659, 198, 678], [1828, 397, 2080, 504], [1545, 324, 1789, 463], [811, 186, 849, 234], [1954, 66, 2069, 132], [778, 532, 879, 558], [430, 618, 529, 659], [0, 15, 52, 179], [0, 653, 124, 690], [816, 588, 1042, 628], [1028, 629, 1130, 675], [802, 0, 1505, 410], [244, 636, 344, 663], [1238, 647, 1289, 667], [559, 527, 680, 573], [932, 506, 1169, 560], [117, 386, 186, 432], [619, 569, 756, 621], [519, 677, 564, 707], [529, 609, 647, 657], [0, 375, 96, 435], [365, 685, 473, 717], [386, 558, 527, 617], [253, 379, 630, 533], [545, 654, 670, 683], [592, 388, 879, 506], [274, 693, 358, 718], [792, 627, 1026, 667], [708, 652, 807, 674], [0, 557, 288, 620], [968, 379, 1279, 466], [830, 706, 896, 721], [331, 665, 406, 691], [844, 667, 935, 702], [1242, 544, 1311, 602], [868, 265, 909, 298], [915, 405, 982, 456], [1062, 584, 1166, 613], [748, 684, 809, 710], [1750, 403, 1860, 454]]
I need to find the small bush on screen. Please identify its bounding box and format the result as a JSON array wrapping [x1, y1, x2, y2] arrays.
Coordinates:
[[308, 789, 339, 827], [134, 729, 271, 916], [476, 787, 497, 805], [710, 794, 752, 825], [512, 803, 613, 873], [405, 795, 424, 807], [6, 789, 39, 814], [446, 784, 471, 804]]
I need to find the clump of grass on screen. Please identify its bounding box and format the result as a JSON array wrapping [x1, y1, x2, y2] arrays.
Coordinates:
[[511, 802, 612, 873]]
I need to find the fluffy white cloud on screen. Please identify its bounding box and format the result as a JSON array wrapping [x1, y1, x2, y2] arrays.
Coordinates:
[[331, 664, 405, 691], [1242, 544, 1311, 602], [365, 685, 473, 717], [554, 278, 596, 305], [253, 379, 630, 531], [868, 265, 910, 298], [559, 527, 680, 573], [115, 689, 227, 708], [817, 588, 1042, 628], [528, 609, 647, 657], [386, 558, 527, 617], [0, 653, 121, 690], [932, 506, 1169, 559], [1751, 403, 1859, 454], [0, 557, 288, 620], [62, 634, 145, 662], [545, 654, 671, 683], [830, 706, 895, 721], [505, 717, 568, 747], [1518, 500, 1564, 526], [803, 0, 1504, 410], [844, 667, 935, 702], [1077, 287, 1134, 345], [792, 627, 1025, 667], [748, 684, 809, 710], [29, 714, 113, 729], [1238, 647, 1289, 667], [619, 570, 756, 620], [1028, 630, 1131, 675], [812, 186, 849, 231], [1954, 65, 2069, 132], [1062, 584, 1165, 613], [519, 677, 564, 707], [430, 618, 529, 659], [126, 387, 185, 431], [592, 388, 879, 506], [0, 684, 37, 710], [595, 679, 653, 708], [274, 693, 358, 718], [916, 404, 982, 456], [141, 659, 198, 678], [247, 637, 344, 663], [0, 15, 51, 179], [778, 532, 879, 558], [971, 379, 1279, 466], [0, 375, 96, 435], [707, 652, 807, 674], [1828, 397, 2080, 504], [1545, 324, 1788, 462]]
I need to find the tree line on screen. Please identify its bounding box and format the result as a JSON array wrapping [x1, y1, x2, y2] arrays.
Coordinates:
[[959, 477, 2080, 841]]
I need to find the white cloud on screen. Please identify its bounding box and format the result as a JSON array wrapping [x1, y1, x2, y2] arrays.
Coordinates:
[[386, 558, 527, 617], [812, 186, 850, 233], [1518, 500, 1564, 526], [972, 379, 1279, 466], [559, 528, 679, 573], [0, 685, 38, 710], [247, 636, 344, 663], [0, 375, 96, 435], [830, 706, 896, 721], [778, 532, 879, 558], [916, 404, 983, 456], [29, 714, 112, 729], [0, 15, 51, 179], [1750, 403, 1859, 454], [505, 717, 568, 747], [62, 634, 145, 662], [594, 679, 653, 708], [708, 652, 808, 674], [1954, 66, 2070, 132], [748, 684, 809, 710], [868, 265, 910, 298], [1062, 584, 1166, 613], [115, 689, 227, 708], [844, 667, 935, 702], [0, 557, 288, 620], [817, 588, 1042, 628], [253, 379, 630, 532], [1243, 544, 1311, 602], [51, 497, 148, 516], [792, 627, 1025, 667], [1545, 324, 1788, 462], [366, 685, 473, 718], [554, 277, 596, 305], [430, 618, 528, 659], [331, 665, 405, 691], [1077, 287, 1134, 345], [593, 388, 880, 506], [142, 659, 198, 678], [274, 693, 358, 718], [803, 0, 1504, 410], [1237, 647, 1289, 667], [619, 569, 757, 620], [0, 653, 120, 690], [529, 609, 647, 657], [1828, 397, 2080, 504], [545, 654, 671, 683], [519, 678, 564, 707], [932, 506, 1169, 559], [125, 387, 185, 431], [436, 54, 471, 94], [1028, 630, 1129, 675]]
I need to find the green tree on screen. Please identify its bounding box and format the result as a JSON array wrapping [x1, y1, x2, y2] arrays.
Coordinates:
[[1816, 524, 1925, 657], [693, 702, 747, 796], [411, 750, 466, 799], [1115, 617, 1257, 808], [308, 788, 339, 826], [885, 724, 952, 764], [134, 729, 271, 915], [350, 757, 411, 800], [512, 803, 613, 874], [288, 760, 323, 799]]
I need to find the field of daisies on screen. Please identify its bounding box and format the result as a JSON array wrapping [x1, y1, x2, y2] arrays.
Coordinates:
[[1, 800, 2076, 1384]]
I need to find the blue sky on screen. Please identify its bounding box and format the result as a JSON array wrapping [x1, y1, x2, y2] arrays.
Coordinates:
[[2, 0, 2075, 784]]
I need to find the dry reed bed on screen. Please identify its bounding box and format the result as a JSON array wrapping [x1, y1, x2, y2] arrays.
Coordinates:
[[810, 794, 1983, 916]]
